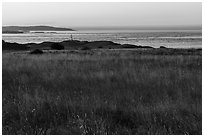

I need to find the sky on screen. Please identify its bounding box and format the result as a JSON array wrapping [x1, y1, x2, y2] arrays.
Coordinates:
[[2, 2, 202, 28]]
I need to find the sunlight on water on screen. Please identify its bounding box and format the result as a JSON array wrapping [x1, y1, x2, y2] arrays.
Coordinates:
[[2, 30, 202, 48]]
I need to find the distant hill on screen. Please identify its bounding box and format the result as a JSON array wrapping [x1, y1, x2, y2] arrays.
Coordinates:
[[2, 26, 75, 33], [2, 30, 24, 34]]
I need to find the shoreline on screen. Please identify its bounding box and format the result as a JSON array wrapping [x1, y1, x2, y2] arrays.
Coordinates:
[[2, 40, 202, 56], [2, 39, 202, 51]]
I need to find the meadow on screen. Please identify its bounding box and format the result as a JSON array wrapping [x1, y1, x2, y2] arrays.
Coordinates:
[[2, 49, 202, 135]]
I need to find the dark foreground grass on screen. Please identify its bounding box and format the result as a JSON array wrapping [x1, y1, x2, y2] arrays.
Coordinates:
[[2, 50, 202, 135]]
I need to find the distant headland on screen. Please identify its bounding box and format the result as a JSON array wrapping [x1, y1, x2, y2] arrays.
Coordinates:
[[2, 25, 75, 34]]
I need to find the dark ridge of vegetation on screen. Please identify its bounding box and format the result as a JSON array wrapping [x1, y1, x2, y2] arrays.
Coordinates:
[[122, 44, 153, 49], [30, 49, 44, 54], [2, 40, 29, 50], [51, 43, 64, 50], [2, 40, 154, 51], [122, 44, 137, 48], [160, 46, 167, 49], [2, 49, 202, 135], [139, 45, 153, 48], [81, 46, 91, 50]]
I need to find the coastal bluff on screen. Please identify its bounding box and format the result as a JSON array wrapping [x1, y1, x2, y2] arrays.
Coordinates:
[[2, 40, 153, 51]]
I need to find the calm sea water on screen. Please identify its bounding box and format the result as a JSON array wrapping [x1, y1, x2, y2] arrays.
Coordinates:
[[2, 30, 202, 48]]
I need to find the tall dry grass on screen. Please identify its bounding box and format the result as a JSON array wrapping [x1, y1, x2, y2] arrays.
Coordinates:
[[2, 50, 202, 134]]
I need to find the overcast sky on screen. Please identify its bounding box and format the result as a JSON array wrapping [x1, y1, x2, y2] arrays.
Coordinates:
[[2, 2, 202, 28]]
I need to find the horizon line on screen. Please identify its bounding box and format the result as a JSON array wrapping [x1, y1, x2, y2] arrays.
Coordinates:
[[2, 24, 202, 30]]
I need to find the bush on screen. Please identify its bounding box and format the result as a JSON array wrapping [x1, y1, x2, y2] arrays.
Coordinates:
[[30, 49, 43, 54], [81, 46, 91, 50], [160, 46, 167, 49], [51, 43, 64, 50]]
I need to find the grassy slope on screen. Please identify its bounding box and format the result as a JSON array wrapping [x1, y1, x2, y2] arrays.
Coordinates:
[[2, 50, 202, 135]]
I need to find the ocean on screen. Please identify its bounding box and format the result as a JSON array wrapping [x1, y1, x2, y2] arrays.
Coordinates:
[[2, 29, 202, 48]]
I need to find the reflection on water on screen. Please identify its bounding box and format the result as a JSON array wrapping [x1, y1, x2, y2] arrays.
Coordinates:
[[2, 30, 202, 48]]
